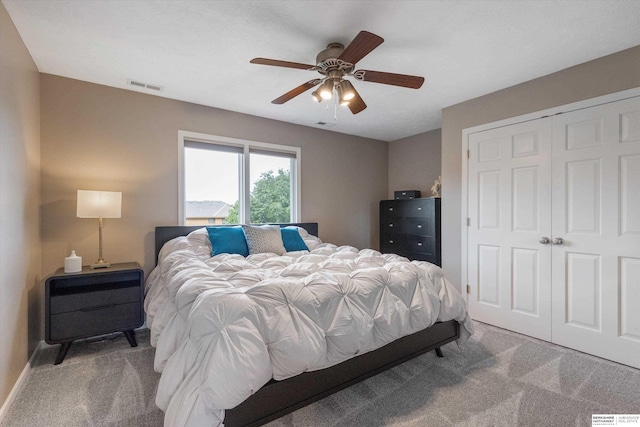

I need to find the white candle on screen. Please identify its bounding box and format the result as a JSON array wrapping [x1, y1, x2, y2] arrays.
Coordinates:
[[64, 250, 82, 273]]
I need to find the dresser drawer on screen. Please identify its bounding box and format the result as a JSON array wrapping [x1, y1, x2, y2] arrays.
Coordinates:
[[383, 233, 435, 253], [50, 285, 141, 315], [49, 302, 143, 342], [380, 235, 408, 254], [381, 217, 434, 236], [380, 247, 439, 266], [381, 199, 433, 218], [405, 235, 436, 255], [413, 252, 440, 265]]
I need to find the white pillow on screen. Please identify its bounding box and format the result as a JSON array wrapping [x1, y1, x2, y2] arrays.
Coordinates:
[[242, 225, 286, 255], [186, 227, 211, 248], [303, 234, 322, 251]]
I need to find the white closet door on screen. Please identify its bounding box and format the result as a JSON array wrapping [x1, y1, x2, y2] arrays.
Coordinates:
[[468, 118, 553, 341], [551, 96, 640, 369]]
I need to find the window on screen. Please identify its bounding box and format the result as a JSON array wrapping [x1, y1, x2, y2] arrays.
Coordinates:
[[179, 131, 300, 226]]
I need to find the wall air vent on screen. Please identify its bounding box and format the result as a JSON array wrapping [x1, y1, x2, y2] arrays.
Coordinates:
[[127, 79, 164, 92]]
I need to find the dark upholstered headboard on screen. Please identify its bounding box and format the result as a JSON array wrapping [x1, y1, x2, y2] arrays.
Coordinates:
[[155, 223, 319, 264]]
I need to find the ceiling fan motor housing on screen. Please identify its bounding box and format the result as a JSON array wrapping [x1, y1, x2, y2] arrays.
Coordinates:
[[316, 43, 353, 74]]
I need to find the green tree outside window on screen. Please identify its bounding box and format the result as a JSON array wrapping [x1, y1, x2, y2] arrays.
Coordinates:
[[225, 169, 290, 224]]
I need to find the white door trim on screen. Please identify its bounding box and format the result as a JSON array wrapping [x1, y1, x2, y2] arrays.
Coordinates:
[[461, 87, 640, 306]]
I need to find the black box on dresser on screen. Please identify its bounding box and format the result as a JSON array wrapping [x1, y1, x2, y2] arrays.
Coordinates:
[[380, 198, 441, 266], [393, 190, 421, 200]]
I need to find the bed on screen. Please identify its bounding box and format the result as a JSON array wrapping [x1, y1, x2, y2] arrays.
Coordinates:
[[146, 223, 473, 426]]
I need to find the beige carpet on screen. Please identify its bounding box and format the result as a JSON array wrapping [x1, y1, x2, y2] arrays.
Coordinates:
[[2, 322, 639, 426]]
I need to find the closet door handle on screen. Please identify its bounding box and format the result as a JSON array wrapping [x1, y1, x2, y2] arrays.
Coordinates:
[[539, 237, 550, 244], [553, 237, 564, 245]]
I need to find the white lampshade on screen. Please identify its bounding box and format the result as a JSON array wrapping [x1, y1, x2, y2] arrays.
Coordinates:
[[77, 190, 122, 218]]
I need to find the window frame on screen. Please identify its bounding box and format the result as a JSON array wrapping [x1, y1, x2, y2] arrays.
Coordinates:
[[178, 130, 301, 225]]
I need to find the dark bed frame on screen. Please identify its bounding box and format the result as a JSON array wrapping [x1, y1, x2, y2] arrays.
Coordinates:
[[154, 224, 460, 427]]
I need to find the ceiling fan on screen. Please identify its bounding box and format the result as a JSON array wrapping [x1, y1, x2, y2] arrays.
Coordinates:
[[250, 31, 425, 114]]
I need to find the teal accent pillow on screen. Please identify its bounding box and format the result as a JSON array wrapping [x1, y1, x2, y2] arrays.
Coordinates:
[[206, 226, 249, 256], [281, 226, 309, 252]]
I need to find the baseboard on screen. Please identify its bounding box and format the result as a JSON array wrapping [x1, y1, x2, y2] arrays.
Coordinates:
[[0, 340, 44, 423]]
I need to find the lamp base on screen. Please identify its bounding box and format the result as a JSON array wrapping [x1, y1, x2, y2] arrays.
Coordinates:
[[91, 261, 111, 269]]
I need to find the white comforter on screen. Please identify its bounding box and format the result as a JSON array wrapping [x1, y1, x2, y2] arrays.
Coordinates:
[[145, 228, 473, 427]]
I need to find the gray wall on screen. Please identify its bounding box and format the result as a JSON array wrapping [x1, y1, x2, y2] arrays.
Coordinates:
[[441, 45, 640, 291], [388, 129, 441, 199], [0, 2, 41, 407], [40, 75, 388, 279]]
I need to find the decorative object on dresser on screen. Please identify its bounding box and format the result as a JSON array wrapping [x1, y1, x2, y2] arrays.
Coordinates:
[[45, 262, 144, 365], [380, 198, 441, 266], [431, 175, 442, 198], [76, 189, 122, 269], [394, 190, 421, 200], [63, 250, 82, 273]]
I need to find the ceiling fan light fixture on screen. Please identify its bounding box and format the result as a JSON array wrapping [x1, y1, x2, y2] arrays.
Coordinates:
[[336, 85, 350, 106], [319, 80, 334, 100], [338, 80, 356, 101], [311, 90, 322, 103]]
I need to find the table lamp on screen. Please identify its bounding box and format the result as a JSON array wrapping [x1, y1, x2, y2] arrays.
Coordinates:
[[77, 190, 122, 269]]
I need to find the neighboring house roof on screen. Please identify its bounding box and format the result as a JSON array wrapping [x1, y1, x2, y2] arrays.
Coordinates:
[[186, 201, 231, 218]]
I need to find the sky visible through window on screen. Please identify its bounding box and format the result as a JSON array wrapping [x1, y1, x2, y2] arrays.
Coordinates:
[[185, 148, 290, 204]]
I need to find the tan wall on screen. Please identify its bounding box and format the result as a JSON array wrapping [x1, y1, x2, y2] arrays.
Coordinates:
[[388, 129, 441, 200], [40, 75, 388, 279], [441, 45, 640, 291], [0, 3, 41, 407]]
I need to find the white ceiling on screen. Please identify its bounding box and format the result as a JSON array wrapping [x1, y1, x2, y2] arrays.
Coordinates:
[[3, 0, 640, 142]]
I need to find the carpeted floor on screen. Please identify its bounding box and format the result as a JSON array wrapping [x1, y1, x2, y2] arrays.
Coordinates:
[[2, 322, 639, 426]]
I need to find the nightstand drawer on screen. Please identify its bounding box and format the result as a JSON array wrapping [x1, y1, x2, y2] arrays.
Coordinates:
[[49, 302, 142, 342], [50, 285, 141, 315]]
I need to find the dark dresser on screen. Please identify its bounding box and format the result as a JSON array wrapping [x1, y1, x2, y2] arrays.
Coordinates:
[[380, 198, 441, 266]]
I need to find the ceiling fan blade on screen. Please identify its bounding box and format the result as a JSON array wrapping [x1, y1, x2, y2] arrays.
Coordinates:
[[250, 58, 316, 71], [271, 80, 322, 104], [347, 87, 367, 114], [354, 70, 424, 89], [338, 31, 384, 66]]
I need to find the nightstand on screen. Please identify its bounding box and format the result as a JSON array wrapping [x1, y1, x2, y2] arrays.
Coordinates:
[[45, 262, 144, 365]]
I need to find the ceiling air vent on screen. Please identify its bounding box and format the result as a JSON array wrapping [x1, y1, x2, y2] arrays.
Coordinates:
[[127, 79, 163, 92], [316, 121, 336, 128]]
